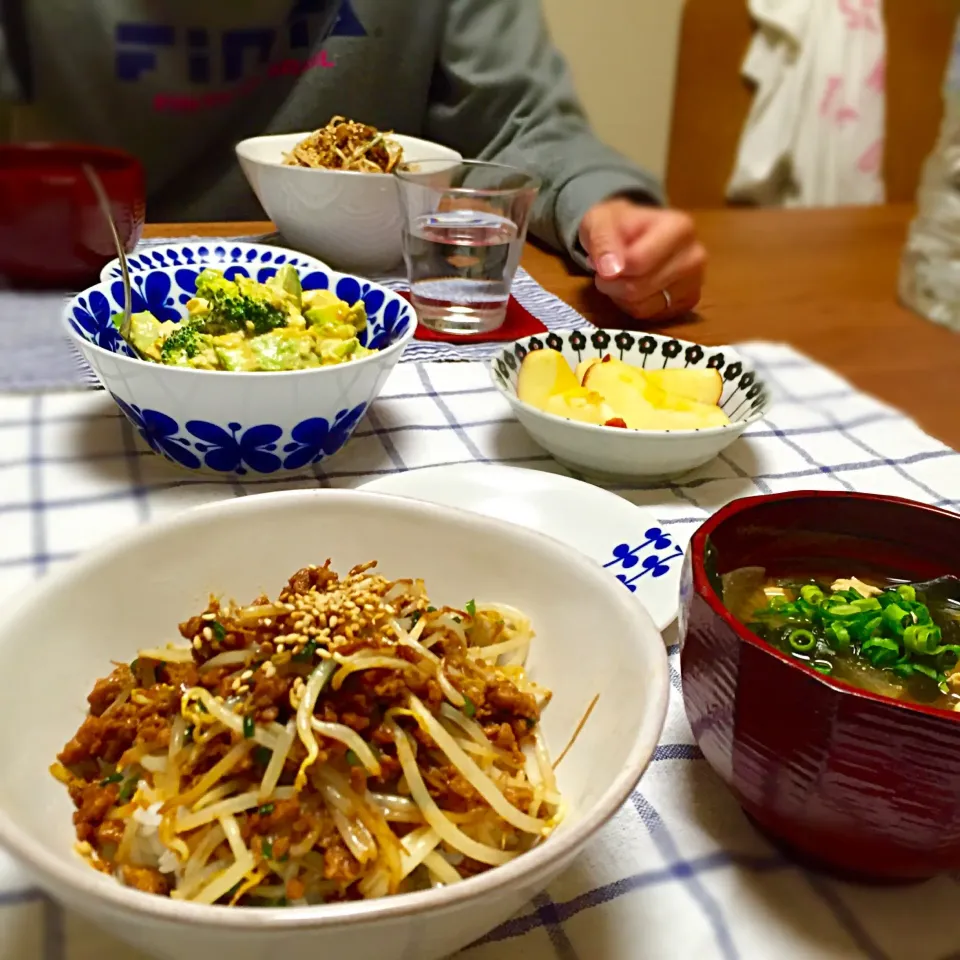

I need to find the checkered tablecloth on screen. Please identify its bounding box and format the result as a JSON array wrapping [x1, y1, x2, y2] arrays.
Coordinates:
[[0, 340, 959, 960]]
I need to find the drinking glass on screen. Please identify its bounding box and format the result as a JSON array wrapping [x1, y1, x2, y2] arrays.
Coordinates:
[[394, 160, 540, 335]]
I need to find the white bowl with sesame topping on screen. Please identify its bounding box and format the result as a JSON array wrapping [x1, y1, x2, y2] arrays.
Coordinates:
[[0, 489, 667, 960]]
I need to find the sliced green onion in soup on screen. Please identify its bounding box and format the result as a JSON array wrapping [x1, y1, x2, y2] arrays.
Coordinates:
[[861, 636, 902, 667], [788, 628, 816, 652]]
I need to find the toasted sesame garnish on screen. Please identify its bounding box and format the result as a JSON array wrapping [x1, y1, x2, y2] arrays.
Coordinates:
[[261, 661, 277, 678], [202, 626, 213, 641], [201, 612, 217, 621]]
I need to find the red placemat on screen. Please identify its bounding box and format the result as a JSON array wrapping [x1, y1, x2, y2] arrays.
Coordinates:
[[396, 290, 548, 344]]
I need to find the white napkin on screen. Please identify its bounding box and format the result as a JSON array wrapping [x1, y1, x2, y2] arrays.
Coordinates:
[[727, 0, 886, 206]]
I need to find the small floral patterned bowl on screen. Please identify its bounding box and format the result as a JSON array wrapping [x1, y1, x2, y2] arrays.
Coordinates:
[[490, 330, 770, 481], [63, 263, 415, 476], [99, 240, 328, 283]]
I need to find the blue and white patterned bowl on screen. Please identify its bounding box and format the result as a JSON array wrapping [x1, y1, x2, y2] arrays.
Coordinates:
[[64, 263, 415, 476], [99, 240, 329, 283], [490, 330, 771, 481]]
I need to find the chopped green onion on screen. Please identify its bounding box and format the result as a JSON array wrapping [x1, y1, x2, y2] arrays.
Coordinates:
[[129, 658, 139, 673], [100, 772, 124, 786], [462, 695, 476, 718], [903, 623, 942, 656], [293, 639, 317, 663], [823, 603, 861, 618], [938, 645, 960, 669], [800, 585, 824, 605], [882, 604, 911, 633], [851, 597, 882, 613], [261, 838, 273, 860], [258, 803, 274, 816], [211, 621, 226, 643], [788, 628, 816, 652], [824, 623, 851, 652], [861, 636, 901, 667], [184, 725, 194, 745], [254, 746, 272, 766], [465, 599, 476, 617], [426, 606, 437, 613], [911, 663, 940, 682], [243, 715, 255, 738], [896, 584, 917, 603], [892, 663, 915, 678], [118, 776, 137, 803], [812, 661, 833, 675], [410, 611, 421, 627], [346, 750, 360, 767]]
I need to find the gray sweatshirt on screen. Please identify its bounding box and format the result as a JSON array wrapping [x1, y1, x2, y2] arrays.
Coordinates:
[[0, 0, 663, 260]]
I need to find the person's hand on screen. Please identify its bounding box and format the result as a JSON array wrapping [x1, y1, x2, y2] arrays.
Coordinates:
[[578, 198, 706, 320]]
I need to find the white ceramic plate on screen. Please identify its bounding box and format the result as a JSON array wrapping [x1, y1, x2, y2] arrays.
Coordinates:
[[360, 463, 682, 629]]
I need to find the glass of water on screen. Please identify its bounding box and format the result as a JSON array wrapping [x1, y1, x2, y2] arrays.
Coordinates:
[[394, 160, 540, 335]]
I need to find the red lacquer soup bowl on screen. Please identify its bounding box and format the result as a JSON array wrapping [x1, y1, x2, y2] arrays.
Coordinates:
[[678, 491, 960, 882], [0, 143, 145, 288]]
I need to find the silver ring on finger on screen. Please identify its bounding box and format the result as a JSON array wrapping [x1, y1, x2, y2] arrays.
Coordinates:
[[661, 288, 672, 311]]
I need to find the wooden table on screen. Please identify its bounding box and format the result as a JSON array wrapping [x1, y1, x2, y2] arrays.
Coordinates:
[[146, 204, 960, 449]]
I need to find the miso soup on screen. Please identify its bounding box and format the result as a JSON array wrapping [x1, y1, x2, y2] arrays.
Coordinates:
[[721, 569, 960, 709]]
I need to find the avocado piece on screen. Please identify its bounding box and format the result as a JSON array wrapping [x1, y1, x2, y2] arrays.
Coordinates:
[[316, 337, 365, 365], [345, 302, 367, 332], [213, 333, 260, 371], [123, 312, 169, 361], [250, 330, 313, 371], [305, 302, 348, 328], [269, 263, 303, 308]]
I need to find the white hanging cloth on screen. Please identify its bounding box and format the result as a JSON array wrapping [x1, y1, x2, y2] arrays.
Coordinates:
[[727, 0, 886, 206]]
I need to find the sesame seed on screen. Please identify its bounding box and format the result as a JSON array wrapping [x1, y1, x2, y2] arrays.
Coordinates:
[[277, 643, 286, 653], [240, 670, 253, 681], [329, 616, 338, 629], [192, 637, 202, 649], [201, 612, 216, 621], [202, 626, 213, 641], [264, 618, 272, 627], [262, 661, 277, 678]]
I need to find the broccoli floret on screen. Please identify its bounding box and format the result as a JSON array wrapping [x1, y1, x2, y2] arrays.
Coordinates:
[[159, 320, 207, 364], [193, 269, 288, 337]]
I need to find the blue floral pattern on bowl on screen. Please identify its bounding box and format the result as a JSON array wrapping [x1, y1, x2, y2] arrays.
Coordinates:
[[68, 261, 415, 477], [100, 241, 329, 284], [111, 395, 371, 475]]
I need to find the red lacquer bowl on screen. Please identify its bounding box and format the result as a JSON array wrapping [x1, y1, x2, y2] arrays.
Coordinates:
[[0, 143, 145, 288], [678, 491, 960, 882]]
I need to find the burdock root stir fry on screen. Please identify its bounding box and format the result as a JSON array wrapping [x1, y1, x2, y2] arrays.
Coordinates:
[[52, 561, 562, 906], [283, 117, 404, 173]]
